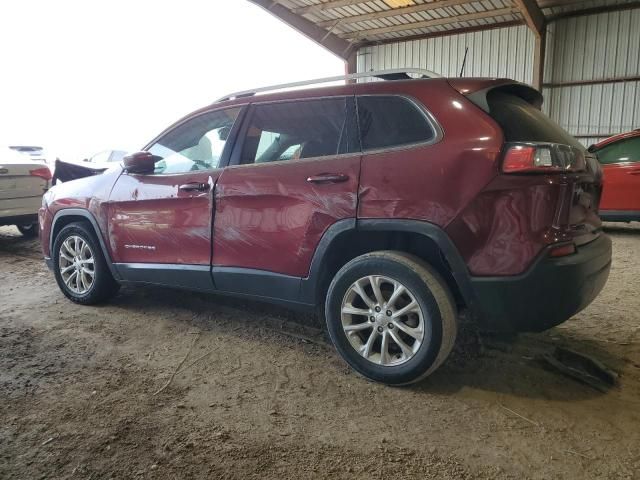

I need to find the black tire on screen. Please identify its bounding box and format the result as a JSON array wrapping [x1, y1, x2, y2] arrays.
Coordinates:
[[17, 222, 38, 238], [52, 222, 120, 305], [325, 251, 457, 385]]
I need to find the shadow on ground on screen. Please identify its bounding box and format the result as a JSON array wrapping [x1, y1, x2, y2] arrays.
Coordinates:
[[107, 282, 624, 404]]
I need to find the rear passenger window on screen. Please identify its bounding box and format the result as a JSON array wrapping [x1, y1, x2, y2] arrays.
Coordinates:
[[240, 97, 358, 164], [357, 96, 436, 151], [595, 137, 640, 165]]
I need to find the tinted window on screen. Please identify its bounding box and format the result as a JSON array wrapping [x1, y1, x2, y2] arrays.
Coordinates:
[[487, 91, 582, 148], [240, 98, 358, 164], [595, 137, 640, 165], [357, 96, 435, 151], [149, 107, 241, 174]]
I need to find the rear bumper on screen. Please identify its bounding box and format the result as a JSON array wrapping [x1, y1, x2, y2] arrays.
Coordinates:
[[0, 196, 42, 220], [470, 234, 612, 332]]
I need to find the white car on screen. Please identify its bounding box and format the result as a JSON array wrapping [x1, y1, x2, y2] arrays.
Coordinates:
[[0, 149, 51, 237]]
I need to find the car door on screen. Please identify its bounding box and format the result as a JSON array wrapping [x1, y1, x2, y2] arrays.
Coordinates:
[[598, 136, 640, 212], [107, 106, 244, 288], [212, 96, 360, 298]]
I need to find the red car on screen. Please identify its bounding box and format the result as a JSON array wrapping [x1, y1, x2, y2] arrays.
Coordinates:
[[39, 71, 612, 385], [589, 129, 640, 222]]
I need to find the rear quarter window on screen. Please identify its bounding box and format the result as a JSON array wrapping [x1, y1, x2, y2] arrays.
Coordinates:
[[487, 90, 582, 148], [357, 96, 436, 151]]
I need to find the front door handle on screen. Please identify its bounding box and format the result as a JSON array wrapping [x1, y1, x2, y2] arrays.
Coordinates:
[[306, 173, 349, 184], [179, 182, 210, 192], [628, 170, 640, 175]]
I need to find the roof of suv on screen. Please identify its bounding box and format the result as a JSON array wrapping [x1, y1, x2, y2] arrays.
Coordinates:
[[212, 76, 521, 110], [150, 75, 536, 147]]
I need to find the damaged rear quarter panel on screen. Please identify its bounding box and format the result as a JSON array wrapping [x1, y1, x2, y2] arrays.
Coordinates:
[[357, 80, 503, 228]]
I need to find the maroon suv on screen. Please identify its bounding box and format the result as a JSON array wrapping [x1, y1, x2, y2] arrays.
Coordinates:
[[39, 72, 611, 385]]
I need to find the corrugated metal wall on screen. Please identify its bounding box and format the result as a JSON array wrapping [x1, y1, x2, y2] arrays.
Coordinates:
[[543, 8, 640, 146], [356, 8, 640, 146], [357, 24, 535, 84]]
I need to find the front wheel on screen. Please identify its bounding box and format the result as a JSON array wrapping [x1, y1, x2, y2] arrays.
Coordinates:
[[17, 222, 38, 238], [52, 222, 120, 304], [325, 251, 457, 385]]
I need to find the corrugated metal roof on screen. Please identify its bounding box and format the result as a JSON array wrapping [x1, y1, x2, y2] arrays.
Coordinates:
[[357, 24, 535, 82], [276, 0, 638, 45], [356, 6, 640, 146]]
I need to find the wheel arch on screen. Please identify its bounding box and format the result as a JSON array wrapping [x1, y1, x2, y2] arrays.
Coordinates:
[[302, 218, 476, 312], [50, 209, 121, 280]]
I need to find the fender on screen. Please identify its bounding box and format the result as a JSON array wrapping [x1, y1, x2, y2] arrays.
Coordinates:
[[357, 219, 477, 310], [300, 218, 477, 310], [49, 208, 122, 281], [299, 218, 355, 304]]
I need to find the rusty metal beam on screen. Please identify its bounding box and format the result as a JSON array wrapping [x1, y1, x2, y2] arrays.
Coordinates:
[[341, 6, 518, 40], [512, 0, 545, 36], [538, 0, 586, 8], [543, 75, 640, 88], [533, 30, 546, 90], [316, 0, 475, 28], [247, 0, 356, 59], [358, 19, 524, 47], [547, 1, 640, 21], [293, 0, 383, 15], [344, 51, 358, 75]]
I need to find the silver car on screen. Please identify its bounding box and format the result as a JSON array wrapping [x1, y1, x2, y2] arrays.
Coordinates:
[[0, 149, 51, 237]]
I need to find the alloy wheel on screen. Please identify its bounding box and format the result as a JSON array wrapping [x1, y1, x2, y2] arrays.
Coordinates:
[[340, 275, 426, 366], [58, 235, 95, 294]]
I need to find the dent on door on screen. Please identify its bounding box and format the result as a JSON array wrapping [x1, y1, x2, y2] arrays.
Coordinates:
[[212, 157, 360, 277], [108, 172, 217, 265]]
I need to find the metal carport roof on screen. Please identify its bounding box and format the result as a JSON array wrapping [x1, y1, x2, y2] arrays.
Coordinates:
[[248, 0, 640, 87]]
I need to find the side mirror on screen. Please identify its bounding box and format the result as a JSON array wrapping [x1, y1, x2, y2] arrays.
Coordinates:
[[123, 151, 158, 174]]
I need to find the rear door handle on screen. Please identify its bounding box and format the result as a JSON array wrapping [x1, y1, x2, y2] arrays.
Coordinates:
[[306, 173, 349, 184], [179, 182, 210, 192], [628, 170, 640, 175]]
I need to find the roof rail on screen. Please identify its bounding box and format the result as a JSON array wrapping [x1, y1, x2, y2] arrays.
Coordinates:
[[215, 68, 441, 103]]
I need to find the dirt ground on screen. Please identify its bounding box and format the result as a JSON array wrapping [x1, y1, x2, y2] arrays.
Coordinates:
[[1, 224, 639, 479]]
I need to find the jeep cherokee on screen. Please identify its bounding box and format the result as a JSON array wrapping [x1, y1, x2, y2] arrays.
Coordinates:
[[39, 70, 612, 385]]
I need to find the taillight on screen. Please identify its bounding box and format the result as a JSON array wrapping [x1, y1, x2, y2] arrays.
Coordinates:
[[29, 167, 52, 181], [502, 143, 586, 174]]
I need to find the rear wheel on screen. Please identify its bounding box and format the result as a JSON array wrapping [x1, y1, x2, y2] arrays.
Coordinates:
[[325, 251, 457, 385], [52, 222, 119, 304], [17, 222, 38, 238]]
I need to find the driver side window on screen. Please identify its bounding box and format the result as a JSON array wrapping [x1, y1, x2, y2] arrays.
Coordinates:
[[148, 107, 241, 174], [239, 97, 358, 165]]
